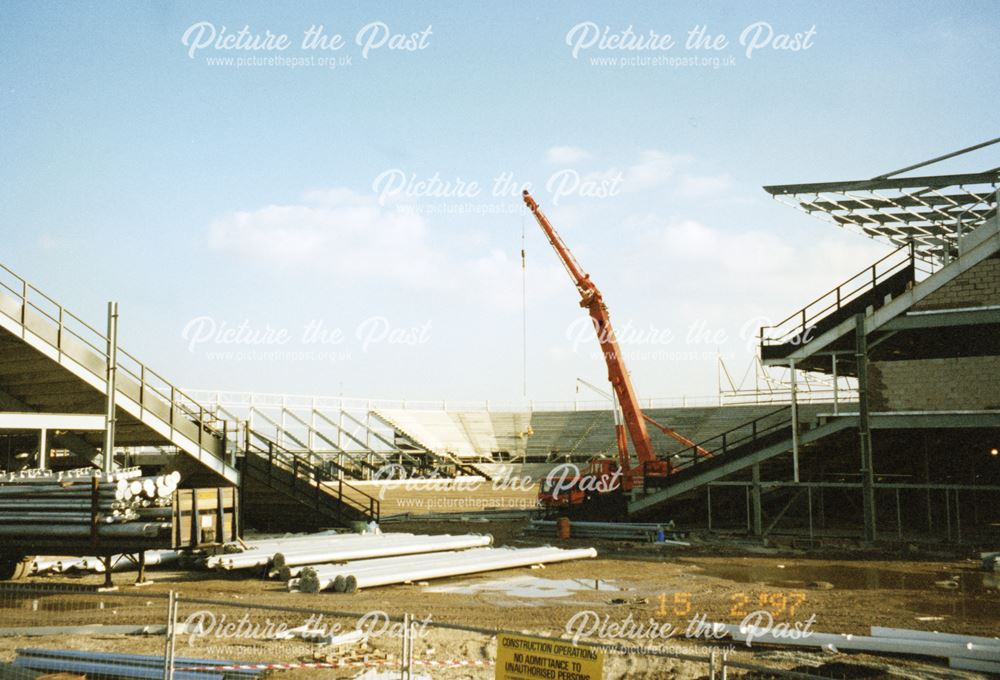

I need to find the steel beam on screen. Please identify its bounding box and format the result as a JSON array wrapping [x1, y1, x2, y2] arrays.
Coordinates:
[[882, 306, 1000, 331], [0, 412, 106, 430], [763, 170, 1000, 196]]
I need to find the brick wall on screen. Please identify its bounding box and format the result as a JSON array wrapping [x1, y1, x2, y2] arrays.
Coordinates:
[[870, 356, 1000, 411], [913, 256, 1000, 310]]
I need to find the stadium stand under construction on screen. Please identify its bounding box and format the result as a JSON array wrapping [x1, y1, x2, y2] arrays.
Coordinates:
[[0, 141, 997, 556]]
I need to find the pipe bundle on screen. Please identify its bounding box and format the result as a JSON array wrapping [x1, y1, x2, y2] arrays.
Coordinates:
[[204, 532, 493, 573], [292, 545, 598, 593], [0, 469, 179, 539]]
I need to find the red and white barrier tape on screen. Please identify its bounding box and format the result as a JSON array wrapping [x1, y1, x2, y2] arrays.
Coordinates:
[[176, 658, 493, 671]]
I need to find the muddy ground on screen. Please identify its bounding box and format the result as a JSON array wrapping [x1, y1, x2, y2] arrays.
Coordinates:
[[0, 519, 996, 679]]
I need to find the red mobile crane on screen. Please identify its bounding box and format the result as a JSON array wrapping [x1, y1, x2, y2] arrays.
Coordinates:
[[522, 190, 709, 506]]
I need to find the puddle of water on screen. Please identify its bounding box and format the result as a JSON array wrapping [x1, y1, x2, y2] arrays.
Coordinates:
[[426, 575, 621, 599]]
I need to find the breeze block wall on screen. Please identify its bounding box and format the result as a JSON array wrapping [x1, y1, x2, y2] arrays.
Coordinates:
[[869, 255, 1000, 411], [869, 356, 1000, 411], [912, 255, 1000, 311]]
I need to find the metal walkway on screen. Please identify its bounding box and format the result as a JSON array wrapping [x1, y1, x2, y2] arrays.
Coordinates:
[[0, 260, 238, 485]]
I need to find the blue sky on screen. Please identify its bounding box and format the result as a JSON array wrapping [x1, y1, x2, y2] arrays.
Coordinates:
[[1, 1, 998, 404]]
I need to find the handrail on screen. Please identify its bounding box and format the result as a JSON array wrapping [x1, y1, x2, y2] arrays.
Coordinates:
[[244, 426, 381, 521], [0, 260, 228, 454], [662, 405, 793, 475], [760, 242, 923, 347]]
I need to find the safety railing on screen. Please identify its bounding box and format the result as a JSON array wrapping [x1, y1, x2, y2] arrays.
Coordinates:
[[760, 242, 934, 348], [652, 405, 794, 480], [243, 426, 380, 522], [184, 389, 731, 414], [0, 261, 228, 460]]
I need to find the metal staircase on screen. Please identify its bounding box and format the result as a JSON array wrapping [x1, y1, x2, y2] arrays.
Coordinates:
[[629, 407, 856, 515], [760, 242, 933, 369], [240, 426, 380, 530], [0, 260, 238, 484]]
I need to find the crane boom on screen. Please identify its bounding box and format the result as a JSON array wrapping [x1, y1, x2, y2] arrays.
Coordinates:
[[523, 190, 658, 471]]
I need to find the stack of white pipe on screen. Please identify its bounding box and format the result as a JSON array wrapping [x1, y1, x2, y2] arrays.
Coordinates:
[[226, 529, 344, 555], [271, 533, 494, 579], [205, 532, 366, 570], [205, 532, 493, 572], [0, 470, 180, 539], [293, 545, 598, 593]]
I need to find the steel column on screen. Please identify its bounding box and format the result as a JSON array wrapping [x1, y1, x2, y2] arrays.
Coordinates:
[[855, 314, 876, 541], [832, 354, 839, 415], [790, 359, 799, 482], [37, 428, 47, 470], [102, 301, 119, 474], [751, 463, 762, 537]]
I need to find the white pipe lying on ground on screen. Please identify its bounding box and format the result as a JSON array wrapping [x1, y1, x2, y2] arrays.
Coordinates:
[[293, 551, 461, 592], [869, 626, 1000, 649], [719, 623, 1000, 663], [208, 532, 488, 571], [272, 534, 493, 571], [266, 533, 418, 561], [345, 546, 598, 592], [205, 533, 411, 570], [30, 558, 62, 575], [295, 546, 597, 593]]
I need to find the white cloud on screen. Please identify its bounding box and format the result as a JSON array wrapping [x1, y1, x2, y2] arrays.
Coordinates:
[[676, 173, 732, 198], [632, 217, 892, 323], [545, 146, 592, 165], [623, 150, 692, 191], [207, 189, 439, 280], [37, 234, 66, 251], [206, 188, 567, 305]]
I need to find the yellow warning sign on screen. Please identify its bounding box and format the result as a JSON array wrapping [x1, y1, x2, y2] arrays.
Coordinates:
[[496, 633, 603, 680]]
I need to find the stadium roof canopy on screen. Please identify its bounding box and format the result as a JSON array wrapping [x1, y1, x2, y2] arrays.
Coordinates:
[[764, 137, 1000, 262]]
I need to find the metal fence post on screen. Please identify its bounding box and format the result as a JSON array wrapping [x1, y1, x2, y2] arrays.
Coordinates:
[[400, 612, 410, 680], [162, 590, 177, 680]]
